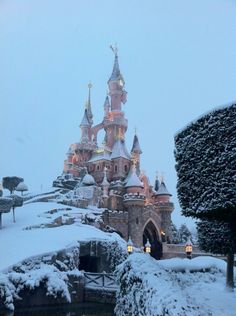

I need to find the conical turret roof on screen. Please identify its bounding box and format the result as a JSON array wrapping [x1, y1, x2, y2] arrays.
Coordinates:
[[111, 139, 131, 160], [125, 166, 143, 188], [80, 109, 90, 127], [131, 134, 142, 154], [104, 95, 110, 108], [156, 181, 172, 196], [109, 53, 121, 82], [85, 83, 93, 124]]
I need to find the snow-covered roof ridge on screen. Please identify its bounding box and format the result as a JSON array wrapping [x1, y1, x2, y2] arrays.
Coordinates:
[[111, 139, 131, 160], [88, 151, 111, 163], [175, 102, 236, 137]]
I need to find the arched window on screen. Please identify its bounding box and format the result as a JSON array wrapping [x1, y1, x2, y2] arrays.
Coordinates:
[[96, 165, 100, 171], [124, 165, 128, 172], [114, 165, 118, 172]]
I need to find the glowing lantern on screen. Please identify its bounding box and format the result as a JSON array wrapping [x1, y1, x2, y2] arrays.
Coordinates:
[[185, 238, 193, 259], [145, 239, 151, 254], [127, 237, 133, 254]]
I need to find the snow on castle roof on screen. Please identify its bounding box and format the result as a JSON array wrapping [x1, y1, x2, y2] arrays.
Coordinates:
[[82, 174, 96, 185], [88, 151, 111, 163], [125, 168, 143, 188], [156, 181, 172, 196], [111, 139, 131, 160]]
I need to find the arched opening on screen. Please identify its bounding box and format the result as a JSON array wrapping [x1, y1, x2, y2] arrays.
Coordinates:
[[143, 221, 162, 259]]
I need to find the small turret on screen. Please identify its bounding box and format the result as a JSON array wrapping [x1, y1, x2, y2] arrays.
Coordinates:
[[125, 165, 143, 194], [131, 132, 142, 175], [103, 95, 110, 118], [155, 177, 172, 203], [102, 167, 110, 198], [80, 109, 91, 143], [131, 133, 142, 154], [85, 83, 93, 125], [154, 172, 160, 192]]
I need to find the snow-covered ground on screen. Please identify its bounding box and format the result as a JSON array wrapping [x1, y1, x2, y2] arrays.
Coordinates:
[[115, 253, 236, 316], [0, 198, 124, 272]]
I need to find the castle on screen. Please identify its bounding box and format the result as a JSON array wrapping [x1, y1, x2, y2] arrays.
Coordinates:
[[62, 47, 174, 259]]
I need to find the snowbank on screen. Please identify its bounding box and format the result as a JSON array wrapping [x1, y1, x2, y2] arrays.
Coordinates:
[[0, 201, 125, 272]]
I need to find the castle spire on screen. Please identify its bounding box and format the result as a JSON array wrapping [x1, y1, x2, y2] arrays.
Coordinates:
[[85, 82, 93, 125], [104, 95, 110, 117], [131, 132, 142, 154], [109, 45, 121, 82], [80, 109, 91, 143]]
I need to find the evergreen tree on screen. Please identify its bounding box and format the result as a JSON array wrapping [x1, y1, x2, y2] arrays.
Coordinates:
[[171, 223, 180, 244], [178, 224, 191, 244], [175, 103, 236, 290]]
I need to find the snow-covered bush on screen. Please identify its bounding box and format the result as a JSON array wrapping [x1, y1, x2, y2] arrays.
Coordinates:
[[105, 239, 127, 270], [115, 254, 236, 316]]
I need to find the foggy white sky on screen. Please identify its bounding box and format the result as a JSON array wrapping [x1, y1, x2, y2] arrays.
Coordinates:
[[1, 0, 236, 227]]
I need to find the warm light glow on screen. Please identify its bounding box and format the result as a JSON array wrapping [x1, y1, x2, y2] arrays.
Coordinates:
[[127, 237, 133, 254], [145, 239, 151, 254], [161, 230, 166, 236], [185, 245, 193, 253], [96, 148, 104, 154]]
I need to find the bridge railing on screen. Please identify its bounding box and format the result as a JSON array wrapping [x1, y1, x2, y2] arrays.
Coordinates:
[[84, 272, 117, 289]]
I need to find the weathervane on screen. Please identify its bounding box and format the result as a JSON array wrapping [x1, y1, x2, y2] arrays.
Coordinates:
[[110, 43, 118, 56]]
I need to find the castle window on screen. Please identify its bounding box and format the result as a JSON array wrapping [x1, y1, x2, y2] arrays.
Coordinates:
[[96, 165, 100, 171], [124, 165, 128, 172], [114, 165, 118, 172], [136, 218, 139, 225]]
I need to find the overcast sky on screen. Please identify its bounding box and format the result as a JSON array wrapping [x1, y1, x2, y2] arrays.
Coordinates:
[[1, 0, 235, 227]]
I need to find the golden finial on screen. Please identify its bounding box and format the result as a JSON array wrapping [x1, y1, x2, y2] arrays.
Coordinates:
[[110, 43, 118, 56], [134, 127, 137, 135]]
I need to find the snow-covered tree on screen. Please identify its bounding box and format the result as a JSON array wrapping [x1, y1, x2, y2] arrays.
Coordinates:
[[175, 103, 236, 289], [10, 195, 23, 223], [15, 182, 28, 196], [178, 224, 191, 244], [2, 177, 24, 194], [171, 223, 180, 244], [0, 198, 13, 229]]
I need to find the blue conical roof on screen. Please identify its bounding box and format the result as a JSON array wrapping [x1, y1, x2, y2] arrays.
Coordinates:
[[131, 134, 142, 154], [80, 109, 90, 127]]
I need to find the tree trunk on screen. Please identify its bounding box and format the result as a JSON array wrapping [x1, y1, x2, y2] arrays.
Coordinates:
[[226, 251, 234, 290], [13, 207, 16, 223]]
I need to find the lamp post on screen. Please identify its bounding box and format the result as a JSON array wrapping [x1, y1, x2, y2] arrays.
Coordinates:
[[185, 238, 193, 259], [127, 237, 133, 255], [145, 239, 151, 254]]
